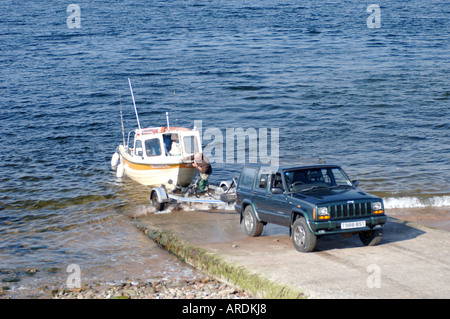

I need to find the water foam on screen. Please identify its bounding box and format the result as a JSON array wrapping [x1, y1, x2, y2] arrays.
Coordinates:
[[383, 195, 450, 209], [153, 201, 236, 215]]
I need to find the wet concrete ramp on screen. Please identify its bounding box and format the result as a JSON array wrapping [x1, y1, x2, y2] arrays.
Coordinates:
[[135, 209, 450, 298]]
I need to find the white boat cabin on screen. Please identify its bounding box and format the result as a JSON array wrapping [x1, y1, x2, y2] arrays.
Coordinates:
[[125, 127, 202, 162]]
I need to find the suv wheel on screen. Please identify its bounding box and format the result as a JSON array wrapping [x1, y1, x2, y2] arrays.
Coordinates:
[[292, 217, 317, 252], [243, 205, 263, 237], [359, 229, 383, 246]]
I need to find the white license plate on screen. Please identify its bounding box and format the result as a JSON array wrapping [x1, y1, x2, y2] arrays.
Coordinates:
[[341, 220, 366, 229]]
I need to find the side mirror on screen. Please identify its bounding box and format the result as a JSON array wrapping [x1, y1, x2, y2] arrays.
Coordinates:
[[271, 187, 284, 194], [352, 180, 359, 187]]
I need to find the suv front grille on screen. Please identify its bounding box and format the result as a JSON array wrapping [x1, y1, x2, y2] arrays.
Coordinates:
[[328, 202, 372, 219]]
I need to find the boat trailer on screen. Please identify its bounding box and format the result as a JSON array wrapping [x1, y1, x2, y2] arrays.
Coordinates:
[[150, 177, 237, 211]]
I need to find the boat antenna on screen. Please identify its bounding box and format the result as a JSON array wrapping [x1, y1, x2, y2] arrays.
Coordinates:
[[119, 91, 126, 147], [173, 90, 178, 127], [128, 78, 141, 131], [166, 111, 170, 131]]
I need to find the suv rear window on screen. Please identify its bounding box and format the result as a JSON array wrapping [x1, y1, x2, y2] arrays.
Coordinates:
[[239, 167, 257, 189]]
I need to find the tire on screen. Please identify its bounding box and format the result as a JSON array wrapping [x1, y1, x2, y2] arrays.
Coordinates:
[[242, 205, 263, 237], [359, 229, 383, 246], [292, 217, 317, 252], [151, 192, 166, 212]]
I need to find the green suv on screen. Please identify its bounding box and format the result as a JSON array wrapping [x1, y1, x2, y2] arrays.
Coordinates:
[[235, 164, 387, 252]]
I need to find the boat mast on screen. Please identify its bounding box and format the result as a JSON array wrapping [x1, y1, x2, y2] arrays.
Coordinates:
[[128, 78, 141, 132]]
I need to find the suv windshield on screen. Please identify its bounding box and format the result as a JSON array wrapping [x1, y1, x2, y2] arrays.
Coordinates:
[[284, 167, 353, 193]]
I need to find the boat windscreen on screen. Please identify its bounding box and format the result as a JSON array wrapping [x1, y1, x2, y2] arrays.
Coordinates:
[[145, 138, 162, 156]]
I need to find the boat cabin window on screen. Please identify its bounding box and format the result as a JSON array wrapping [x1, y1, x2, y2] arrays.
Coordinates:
[[134, 140, 143, 156], [145, 138, 162, 157], [183, 135, 199, 154], [162, 133, 182, 156], [163, 134, 172, 155]]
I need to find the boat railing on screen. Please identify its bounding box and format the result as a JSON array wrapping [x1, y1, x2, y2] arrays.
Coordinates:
[[126, 131, 133, 155]]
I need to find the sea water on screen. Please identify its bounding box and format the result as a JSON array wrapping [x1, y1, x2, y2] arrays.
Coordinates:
[[0, 0, 448, 297]]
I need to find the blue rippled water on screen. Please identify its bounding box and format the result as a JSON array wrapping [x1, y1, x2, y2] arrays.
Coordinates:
[[0, 0, 449, 296]]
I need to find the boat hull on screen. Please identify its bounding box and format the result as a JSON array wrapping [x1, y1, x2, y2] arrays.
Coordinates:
[[118, 147, 197, 186]]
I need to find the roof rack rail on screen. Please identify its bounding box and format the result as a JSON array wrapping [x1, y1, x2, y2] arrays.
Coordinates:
[[298, 156, 326, 164]]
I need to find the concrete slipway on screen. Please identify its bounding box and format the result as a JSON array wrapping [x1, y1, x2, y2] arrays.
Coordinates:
[[134, 209, 450, 299]]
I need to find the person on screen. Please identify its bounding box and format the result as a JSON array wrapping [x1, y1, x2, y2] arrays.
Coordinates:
[[169, 134, 181, 156], [189, 152, 212, 190]]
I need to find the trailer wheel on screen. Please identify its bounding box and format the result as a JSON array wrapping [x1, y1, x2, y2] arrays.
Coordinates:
[[151, 192, 166, 212]]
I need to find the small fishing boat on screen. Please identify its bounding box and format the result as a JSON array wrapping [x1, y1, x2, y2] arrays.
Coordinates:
[[111, 79, 201, 187]]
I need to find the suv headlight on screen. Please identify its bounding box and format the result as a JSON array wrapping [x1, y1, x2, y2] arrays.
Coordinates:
[[372, 202, 384, 214], [317, 207, 330, 220]]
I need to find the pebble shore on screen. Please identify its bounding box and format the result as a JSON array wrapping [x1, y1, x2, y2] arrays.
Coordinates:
[[52, 277, 253, 299], [0, 277, 254, 299]]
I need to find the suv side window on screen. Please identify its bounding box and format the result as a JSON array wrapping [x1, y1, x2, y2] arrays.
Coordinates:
[[239, 167, 257, 189], [271, 173, 283, 189], [256, 171, 269, 191]]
